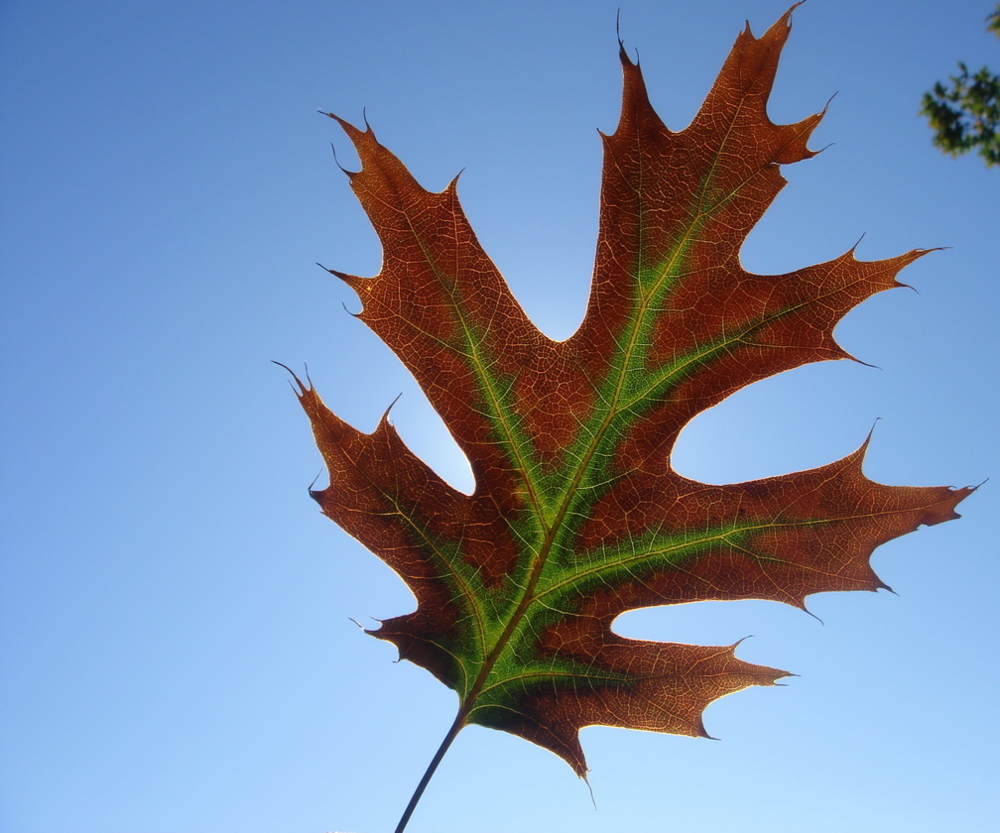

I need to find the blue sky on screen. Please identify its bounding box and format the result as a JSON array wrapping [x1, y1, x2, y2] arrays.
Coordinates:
[[1, 1, 997, 831]]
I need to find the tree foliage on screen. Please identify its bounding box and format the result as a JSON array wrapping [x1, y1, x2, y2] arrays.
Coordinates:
[[920, 5, 1000, 167]]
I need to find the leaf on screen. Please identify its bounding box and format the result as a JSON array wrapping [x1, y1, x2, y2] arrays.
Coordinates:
[[919, 4, 1000, 167], [288, 3, 970, 792]]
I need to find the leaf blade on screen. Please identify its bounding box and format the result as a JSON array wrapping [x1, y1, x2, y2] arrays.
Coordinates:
[[292, 3, 972, 788]]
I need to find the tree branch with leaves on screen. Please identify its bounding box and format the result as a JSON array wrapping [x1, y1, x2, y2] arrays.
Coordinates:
[[921, 4, 1000, 167]]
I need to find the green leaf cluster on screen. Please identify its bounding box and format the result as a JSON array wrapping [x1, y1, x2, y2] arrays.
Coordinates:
[[920, 5, 1000, 167]]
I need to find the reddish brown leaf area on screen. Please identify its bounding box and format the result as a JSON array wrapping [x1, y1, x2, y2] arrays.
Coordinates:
[[577, 442, 964, 606], [288, 4, 972, 782]]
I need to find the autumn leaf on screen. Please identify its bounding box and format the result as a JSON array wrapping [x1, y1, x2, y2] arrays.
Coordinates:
[[285, 5, 971, 828]]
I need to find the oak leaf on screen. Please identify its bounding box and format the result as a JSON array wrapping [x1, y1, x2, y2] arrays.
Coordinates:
[[285, 4, 971, 819]]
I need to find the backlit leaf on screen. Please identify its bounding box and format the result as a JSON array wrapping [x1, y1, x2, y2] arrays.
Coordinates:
[[284, 4, 971, 818]]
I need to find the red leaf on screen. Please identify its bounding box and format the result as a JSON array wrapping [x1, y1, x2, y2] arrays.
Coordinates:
[[286, 1, 971, 803]]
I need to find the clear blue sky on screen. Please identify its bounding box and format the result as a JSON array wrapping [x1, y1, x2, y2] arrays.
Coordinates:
[[1, 1, 997, 831]]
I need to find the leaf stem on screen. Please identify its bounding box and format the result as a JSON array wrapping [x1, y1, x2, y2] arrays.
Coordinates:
[[394, 711, 466, 833]]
